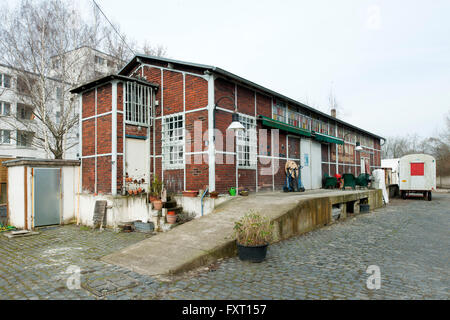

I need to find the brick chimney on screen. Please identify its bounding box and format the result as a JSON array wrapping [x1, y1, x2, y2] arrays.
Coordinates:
[[331, 108, 336, 118]]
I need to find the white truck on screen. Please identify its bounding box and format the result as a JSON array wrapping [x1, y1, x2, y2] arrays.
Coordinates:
[[398, 154, 436, 201]]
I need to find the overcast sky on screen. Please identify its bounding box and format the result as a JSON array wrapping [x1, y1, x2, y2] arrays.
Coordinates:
[[64, 1, 450, 138]]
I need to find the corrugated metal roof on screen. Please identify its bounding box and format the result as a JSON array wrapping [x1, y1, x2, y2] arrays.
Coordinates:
[[119, 54, 385, 141]]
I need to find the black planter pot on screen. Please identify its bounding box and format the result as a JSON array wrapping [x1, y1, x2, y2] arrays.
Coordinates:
[[237, 242, 268, 263]]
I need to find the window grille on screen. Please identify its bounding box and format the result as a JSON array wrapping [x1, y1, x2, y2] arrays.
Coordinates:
[[125, 82, 152, 126], [162, 114, 184, 169], [237, 114, 257, 169]]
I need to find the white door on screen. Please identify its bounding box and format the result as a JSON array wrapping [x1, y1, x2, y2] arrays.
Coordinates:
[[300, 139, 311, 189], [311, 141, 322, 189], [361, 157, 369, 175], [125, 138, 149, 182]]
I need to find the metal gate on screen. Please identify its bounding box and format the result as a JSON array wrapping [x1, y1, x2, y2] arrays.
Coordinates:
[[33, 168, 61, 227]]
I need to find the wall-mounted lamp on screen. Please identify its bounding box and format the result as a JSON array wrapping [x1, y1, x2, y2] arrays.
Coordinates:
[[214, 96, 245, 134], [355, 141, 363, 151], [343, 132, 363, 155], [227, 112, 245, 133]]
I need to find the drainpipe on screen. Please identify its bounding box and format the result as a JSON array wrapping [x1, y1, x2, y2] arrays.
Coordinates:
[[200, 187, 209, 217]]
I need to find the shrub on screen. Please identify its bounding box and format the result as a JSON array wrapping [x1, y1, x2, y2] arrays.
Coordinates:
[[150, 175, 163, 198], [234, 210, 274, 246]]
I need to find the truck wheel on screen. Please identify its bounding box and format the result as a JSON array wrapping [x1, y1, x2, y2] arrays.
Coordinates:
[[401, 191, 406, 199], [428, 192, 432, 201]]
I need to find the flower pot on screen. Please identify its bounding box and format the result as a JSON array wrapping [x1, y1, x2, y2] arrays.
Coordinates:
[[229, 187, 236, 196], [237, 242, 268, 263], [167, 214, 177, 224], [209, 191, 219, 199], [153, 199, 163, 210], [182, 190, 198, 197]]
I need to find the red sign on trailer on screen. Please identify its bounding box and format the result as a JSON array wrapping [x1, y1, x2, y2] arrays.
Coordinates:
[[410, 162, 424, 176]]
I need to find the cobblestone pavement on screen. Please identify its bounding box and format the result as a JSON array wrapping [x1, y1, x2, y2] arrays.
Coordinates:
[[1, 193, 449, 300]]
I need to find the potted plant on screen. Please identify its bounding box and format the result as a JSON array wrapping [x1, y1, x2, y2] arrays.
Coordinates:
[[150, 175, 164, 210], [182, 190, 198, 197], [234, 210, 274, 263], [209, 191, 219, 199], [166, 210, 177, 224]]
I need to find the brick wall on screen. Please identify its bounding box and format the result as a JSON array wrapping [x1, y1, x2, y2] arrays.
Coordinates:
[[133, 62, 209, 193], [80, 82, 123, 194], [111, 59, 385, 194], [163, 70, 183, 114]]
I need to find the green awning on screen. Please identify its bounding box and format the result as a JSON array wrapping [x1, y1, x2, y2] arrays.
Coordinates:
[[258, 115, 312, 137], [313, 131, 344, 145]]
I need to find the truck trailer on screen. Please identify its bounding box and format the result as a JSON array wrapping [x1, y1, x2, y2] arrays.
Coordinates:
[[398, 154, 436, 201]]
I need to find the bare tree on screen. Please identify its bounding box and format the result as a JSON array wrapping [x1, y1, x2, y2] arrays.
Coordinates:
[[141, 41, 168, 57], [0, 0, 92, 158], [382, 112, 450, 180]]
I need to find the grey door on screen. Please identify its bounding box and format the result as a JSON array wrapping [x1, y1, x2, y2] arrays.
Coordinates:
[[34, 168, 61, 227]]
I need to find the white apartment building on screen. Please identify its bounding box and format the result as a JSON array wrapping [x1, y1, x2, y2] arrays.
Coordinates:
[[0, 47, 123, 160]]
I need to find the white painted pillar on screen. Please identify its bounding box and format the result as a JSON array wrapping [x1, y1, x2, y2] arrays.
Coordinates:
[[111, 81, 118, 195], [207, 73, 216, 192]]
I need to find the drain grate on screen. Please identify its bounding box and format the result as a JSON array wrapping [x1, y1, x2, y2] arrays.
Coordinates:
[[81, 273, 139, 297]]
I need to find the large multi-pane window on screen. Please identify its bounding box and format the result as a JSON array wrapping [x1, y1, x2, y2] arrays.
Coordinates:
[[273, 100, 312, 131], [162, 114, 184, 169], [237, 114, 257, 168], [272, 100, 287, 122], [0, 101, 11, 116], [125, 82, 152, 126], [0, 130, 11, 144]]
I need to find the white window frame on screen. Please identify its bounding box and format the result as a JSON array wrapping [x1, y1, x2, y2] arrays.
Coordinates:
[[162, 113, 185, 170], [0, 130, 11, 144], [0, 74, 11, 88], [125, 81, 152, 126], [17, 130, 33, 147], [0, 101, 11, 116], [237, 114, 257, 169], [95, 56, 105, 65]]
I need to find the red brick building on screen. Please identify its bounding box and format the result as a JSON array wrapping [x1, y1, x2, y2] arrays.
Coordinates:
[[71, 55, 384, 195]]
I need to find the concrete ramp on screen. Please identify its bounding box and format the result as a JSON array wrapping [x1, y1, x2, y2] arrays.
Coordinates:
[[102, 189, 382, 277]]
